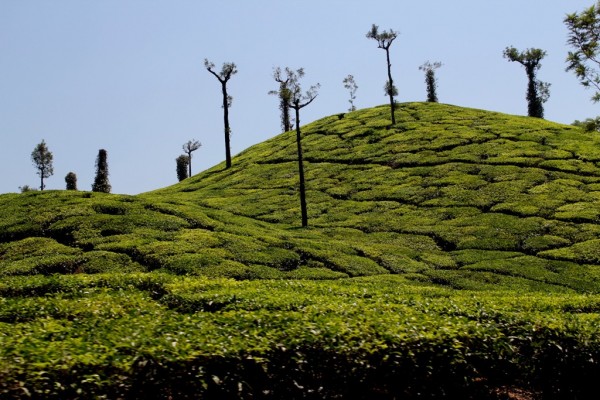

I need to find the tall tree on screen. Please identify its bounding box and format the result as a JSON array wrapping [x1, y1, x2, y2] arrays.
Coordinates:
[[286, 68, 320, 228], [92, 149, 111, 193], [31, 140, 53, 191], [366, 24, 399, 124], [343, 74, 358, 111], [65, 172, 77, 190], [182, 139, 201, 178], [419, 61, 442, 103], [176, 155, 190, 182], [503, 46, 550, 119], [565, 2, 600, 102], [269, 67, 303, 132], [205, 59, 237, 169]]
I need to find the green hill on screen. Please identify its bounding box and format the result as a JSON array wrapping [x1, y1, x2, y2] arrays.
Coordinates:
[[2, 103, 600, 398]]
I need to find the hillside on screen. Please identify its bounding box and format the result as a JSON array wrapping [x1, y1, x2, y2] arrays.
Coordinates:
[[3, 102, 600, 398]]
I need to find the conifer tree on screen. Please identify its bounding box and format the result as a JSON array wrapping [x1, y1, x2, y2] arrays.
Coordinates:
[[65, 172, 77, 190], [92, 149, 111, 193], [176, 154, 190, 181]]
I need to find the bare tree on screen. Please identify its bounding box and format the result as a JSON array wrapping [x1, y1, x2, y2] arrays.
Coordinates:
[[31, 140, 53, 190], [182, 140, 201, 178], [205, 59, 237, 169], [286, 68, 320, 228], [343, 74, 358, 111], [269, 67, 304, 132], [366, 24, 399, 124]]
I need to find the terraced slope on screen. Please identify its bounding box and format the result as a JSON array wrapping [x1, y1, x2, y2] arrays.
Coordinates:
[[3, 103, 600, 292], [4, 103, 600, 398]]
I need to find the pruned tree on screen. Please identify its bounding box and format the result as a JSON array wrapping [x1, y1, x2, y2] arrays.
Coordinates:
[[176, 154, 190, 181], [31, 139, 53, 190], [92, 149, 111, 193], [565, 2, 600, 102], [182, 139, 201, 178], [287, 68, 320, 228], [65, 172, 77, 190], [343, 74, 358, 111], [366, 24, 399, 124], [269, 67, 304, 132], [419, 61, 442, 103], [503, 46, 550, 119], [205, 59, 237, 169]]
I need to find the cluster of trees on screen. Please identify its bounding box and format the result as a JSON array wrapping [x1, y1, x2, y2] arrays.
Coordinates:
[[27, 142, 111, 193]]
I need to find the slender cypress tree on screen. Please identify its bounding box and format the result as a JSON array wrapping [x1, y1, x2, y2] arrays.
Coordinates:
[[176, 154, 189, 181], [65, 172, 77, 190], [92, 149, 111, 193]]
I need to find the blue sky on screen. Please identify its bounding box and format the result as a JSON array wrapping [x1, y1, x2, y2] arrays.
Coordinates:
[[1, 0, 598, 194]]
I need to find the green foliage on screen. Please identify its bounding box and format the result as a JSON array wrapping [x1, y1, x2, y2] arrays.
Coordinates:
[[31, 139, 53, 190], [64, 172, 77, 190], [565, 1, 600, 102], [503, 46, 549, 118], [4, 103, 600, 396], [92, 149, 111, 193]]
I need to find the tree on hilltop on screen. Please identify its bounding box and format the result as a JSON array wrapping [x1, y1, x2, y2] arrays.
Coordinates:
[[366, 24, 399, 124], [92, 149, 111, 193], [343, 74, 358, 112], [205, 59, 237, 169], [182, 139, 201, 178], [31, 140, 53, 191], [565, 2, 600, 102], [269, 67, 303, 132], [65, 172, 77, 190], [286, 68, 320, 228], [419, 61, 442, 103], [503, 46, 550, 119], [176, 154, 190, 181]]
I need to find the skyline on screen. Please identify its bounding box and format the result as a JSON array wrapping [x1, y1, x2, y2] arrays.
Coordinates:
[[1, 0, 599, 194]]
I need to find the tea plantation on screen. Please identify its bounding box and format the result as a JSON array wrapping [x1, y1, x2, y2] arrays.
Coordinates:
[[2, 103, 600, 398]]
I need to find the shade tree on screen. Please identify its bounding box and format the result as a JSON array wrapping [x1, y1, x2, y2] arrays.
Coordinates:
[[269, 67, 303, 132], [419, 61, 442, 103], [176, 155, 190, 181], [92, 149, 111, 193], [205, 59, 237, 169], [182, 140, 201, 178], [31, 140, 53, 191], [366, 24, 399, 124], [343, 74, 358, 112], [503, 46, 550, 119]]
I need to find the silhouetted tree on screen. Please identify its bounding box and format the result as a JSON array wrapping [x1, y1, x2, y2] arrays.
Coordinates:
[[343, 74, 358, 111], [92, 149, 111, 193], [503, 46, 550, 118], [572, 116, 600, 132], [419, 61, 442, 103], [269, 67, 304, 132], [31, 140, 53, 191], [287, 68, 320, 228], [565, 2, 600, 102], [366, 24, 399, 124], [19, 185, 36, 193], [182, 140, 201, 178], [176, 155, 189, 181], [205, 59, 237, 169], [65, 172, 77, 190]]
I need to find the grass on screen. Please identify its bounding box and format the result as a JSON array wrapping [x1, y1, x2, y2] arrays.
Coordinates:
[[2, 102, 600, 397]]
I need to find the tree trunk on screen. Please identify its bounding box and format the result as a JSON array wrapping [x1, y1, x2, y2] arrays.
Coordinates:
[[294, 105, 308, 228], [526, 66, 542, 118], [222, 82, 232, 169], [386, 48, 396, 125], [187, 152, 192, 178]]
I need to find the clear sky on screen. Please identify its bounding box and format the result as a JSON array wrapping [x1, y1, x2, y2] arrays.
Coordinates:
[[1, 0, 598, 194]]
